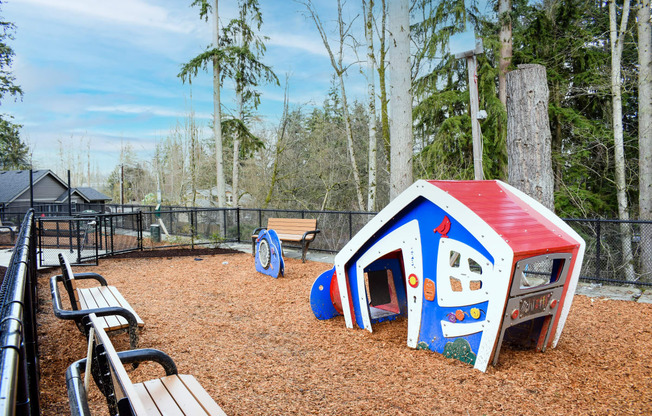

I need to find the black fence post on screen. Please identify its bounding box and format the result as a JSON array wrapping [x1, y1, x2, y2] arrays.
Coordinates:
[[237, 208, 241, 243], [191, 209, 195, 250], [258, 209, 262, 228], [595, 219, 601, 280], [68, 219, 73, 254], [223, 209, 227, 241], [110, 216, 115, 256], [138, 212, 143, 251], [37, 219, 42, 269], [76, 220, 81, 263], [348, 212, 353, 241], [94, 221, 99, 264]]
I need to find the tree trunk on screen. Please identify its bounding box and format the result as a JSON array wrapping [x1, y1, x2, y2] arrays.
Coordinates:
[[378, 0, 391, 169], [190, 89, 197, 208], [498, 0, 512, 107], [609, 0, 636, 281], [388, 0, 413, 201], [506, 64, 554, 211], [213, 0, 226, 207], [233, 87, 243, 208], [638, 0, 652, 280], [339, 77, 365, 211], [365, 0, 377, 212], [264, 77, 290, 208]]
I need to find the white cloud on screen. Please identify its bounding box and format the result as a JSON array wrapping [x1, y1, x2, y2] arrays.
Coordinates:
[[266, 32, 330, 58], [87, 104, 212, 120], [18, 0, 193, 34]]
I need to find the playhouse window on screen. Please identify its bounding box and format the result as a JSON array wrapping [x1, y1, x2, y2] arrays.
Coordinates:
[[468, 258, 483, 274], [516, 256, 567, 289], [449, 251, 461, 268]]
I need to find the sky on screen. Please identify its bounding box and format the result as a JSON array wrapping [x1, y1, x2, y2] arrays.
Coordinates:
[[2, 0, 478, 177]]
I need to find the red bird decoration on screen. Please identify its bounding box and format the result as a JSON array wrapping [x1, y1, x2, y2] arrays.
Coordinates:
[[433, 215, 451, 238]]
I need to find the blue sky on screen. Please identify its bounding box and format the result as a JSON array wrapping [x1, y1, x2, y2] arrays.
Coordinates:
[[3, 0, 478, 176]]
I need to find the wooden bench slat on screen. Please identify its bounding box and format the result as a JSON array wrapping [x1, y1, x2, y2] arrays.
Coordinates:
[[161, 375, 214, 415], [178, 375, 228, 416], [93, 286, 130, 330], [132, 383, 163, 415], [251, 217, 320, 263], [86, 287, 124, 330], [78, 288, 122, 331], [105, 286, 145, 327], [142, 378, 186, 416], [78, 286, 144, 331], [85, 313, 225, 416]]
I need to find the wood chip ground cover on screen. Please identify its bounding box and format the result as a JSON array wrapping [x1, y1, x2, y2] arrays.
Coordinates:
[[37, 252, 652, 415]]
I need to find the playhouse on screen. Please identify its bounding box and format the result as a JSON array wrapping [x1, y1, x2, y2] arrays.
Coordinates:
[[309, 180, 586, 372]]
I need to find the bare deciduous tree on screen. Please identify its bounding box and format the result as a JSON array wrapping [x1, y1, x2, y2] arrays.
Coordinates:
[[637, 0, 652, 279], [388, 0, 413, 200], [363, 0, 377, 211], [301, 0, 366, 211], [609, 0, 635, 281]]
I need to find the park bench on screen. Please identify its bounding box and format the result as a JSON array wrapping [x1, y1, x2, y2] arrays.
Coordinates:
[[66, 313, 227, 416], [50, 252, 144, 349], [252, 218, 320, 263], [0, 218, 16, 245]]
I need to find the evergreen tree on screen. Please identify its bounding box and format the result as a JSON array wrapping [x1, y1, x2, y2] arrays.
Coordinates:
[[221, 0, 278, 207], [412, 0, 507, 181], [0, 1, 29, 169]]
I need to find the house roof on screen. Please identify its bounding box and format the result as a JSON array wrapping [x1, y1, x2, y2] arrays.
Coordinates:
[[76, 187, 111, 202], [57, 187, 111, 203], [0, 170, 64, 204], [0, 170, 111, 205], [428, 180, 577, 257]]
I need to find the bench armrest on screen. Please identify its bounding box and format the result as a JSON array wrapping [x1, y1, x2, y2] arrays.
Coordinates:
[[0, 226, 15, 238], [72, 272, 108, 286], [117, 349, 178, 376], [51, 276, 140, 349], [252, 226, 267, 236], [301, 229, 321, 242], [66, 350, 177, 416], [66, 359, 92, 416]]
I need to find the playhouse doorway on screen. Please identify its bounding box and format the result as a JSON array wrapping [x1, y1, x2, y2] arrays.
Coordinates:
[[363, 253, 408, 324]]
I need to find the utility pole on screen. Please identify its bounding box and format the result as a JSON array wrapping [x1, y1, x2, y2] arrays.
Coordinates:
[[455, 40, 485, 180]]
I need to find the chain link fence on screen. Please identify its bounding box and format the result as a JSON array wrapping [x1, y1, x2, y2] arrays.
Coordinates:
[[6, 202, 652, 286], [566, 219, 652, 286]]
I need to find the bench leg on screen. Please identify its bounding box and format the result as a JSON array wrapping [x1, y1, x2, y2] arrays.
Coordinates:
[[301, 241, 310, 263], [251, 236, 256, 256]]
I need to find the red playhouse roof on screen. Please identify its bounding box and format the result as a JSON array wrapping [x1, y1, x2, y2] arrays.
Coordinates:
[[427, 180, 578, 258]]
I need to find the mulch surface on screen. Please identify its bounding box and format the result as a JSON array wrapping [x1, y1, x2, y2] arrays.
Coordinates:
[[37, 250, 652, 415]]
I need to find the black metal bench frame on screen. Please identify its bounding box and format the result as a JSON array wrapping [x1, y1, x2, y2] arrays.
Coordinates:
[[66, 315, 178, 416], [50, 253, 140, 349]]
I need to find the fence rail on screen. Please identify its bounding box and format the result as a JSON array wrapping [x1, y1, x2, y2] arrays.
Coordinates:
[[0, 210, 39, 416], [4, 202, 652, 286]]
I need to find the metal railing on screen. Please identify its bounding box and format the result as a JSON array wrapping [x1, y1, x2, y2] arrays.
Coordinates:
[[8, 202, 652, 286], [0, 210, 40, 416]]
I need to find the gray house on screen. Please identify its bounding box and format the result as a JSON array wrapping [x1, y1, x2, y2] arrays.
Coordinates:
[[0, 170, 111, 216]]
